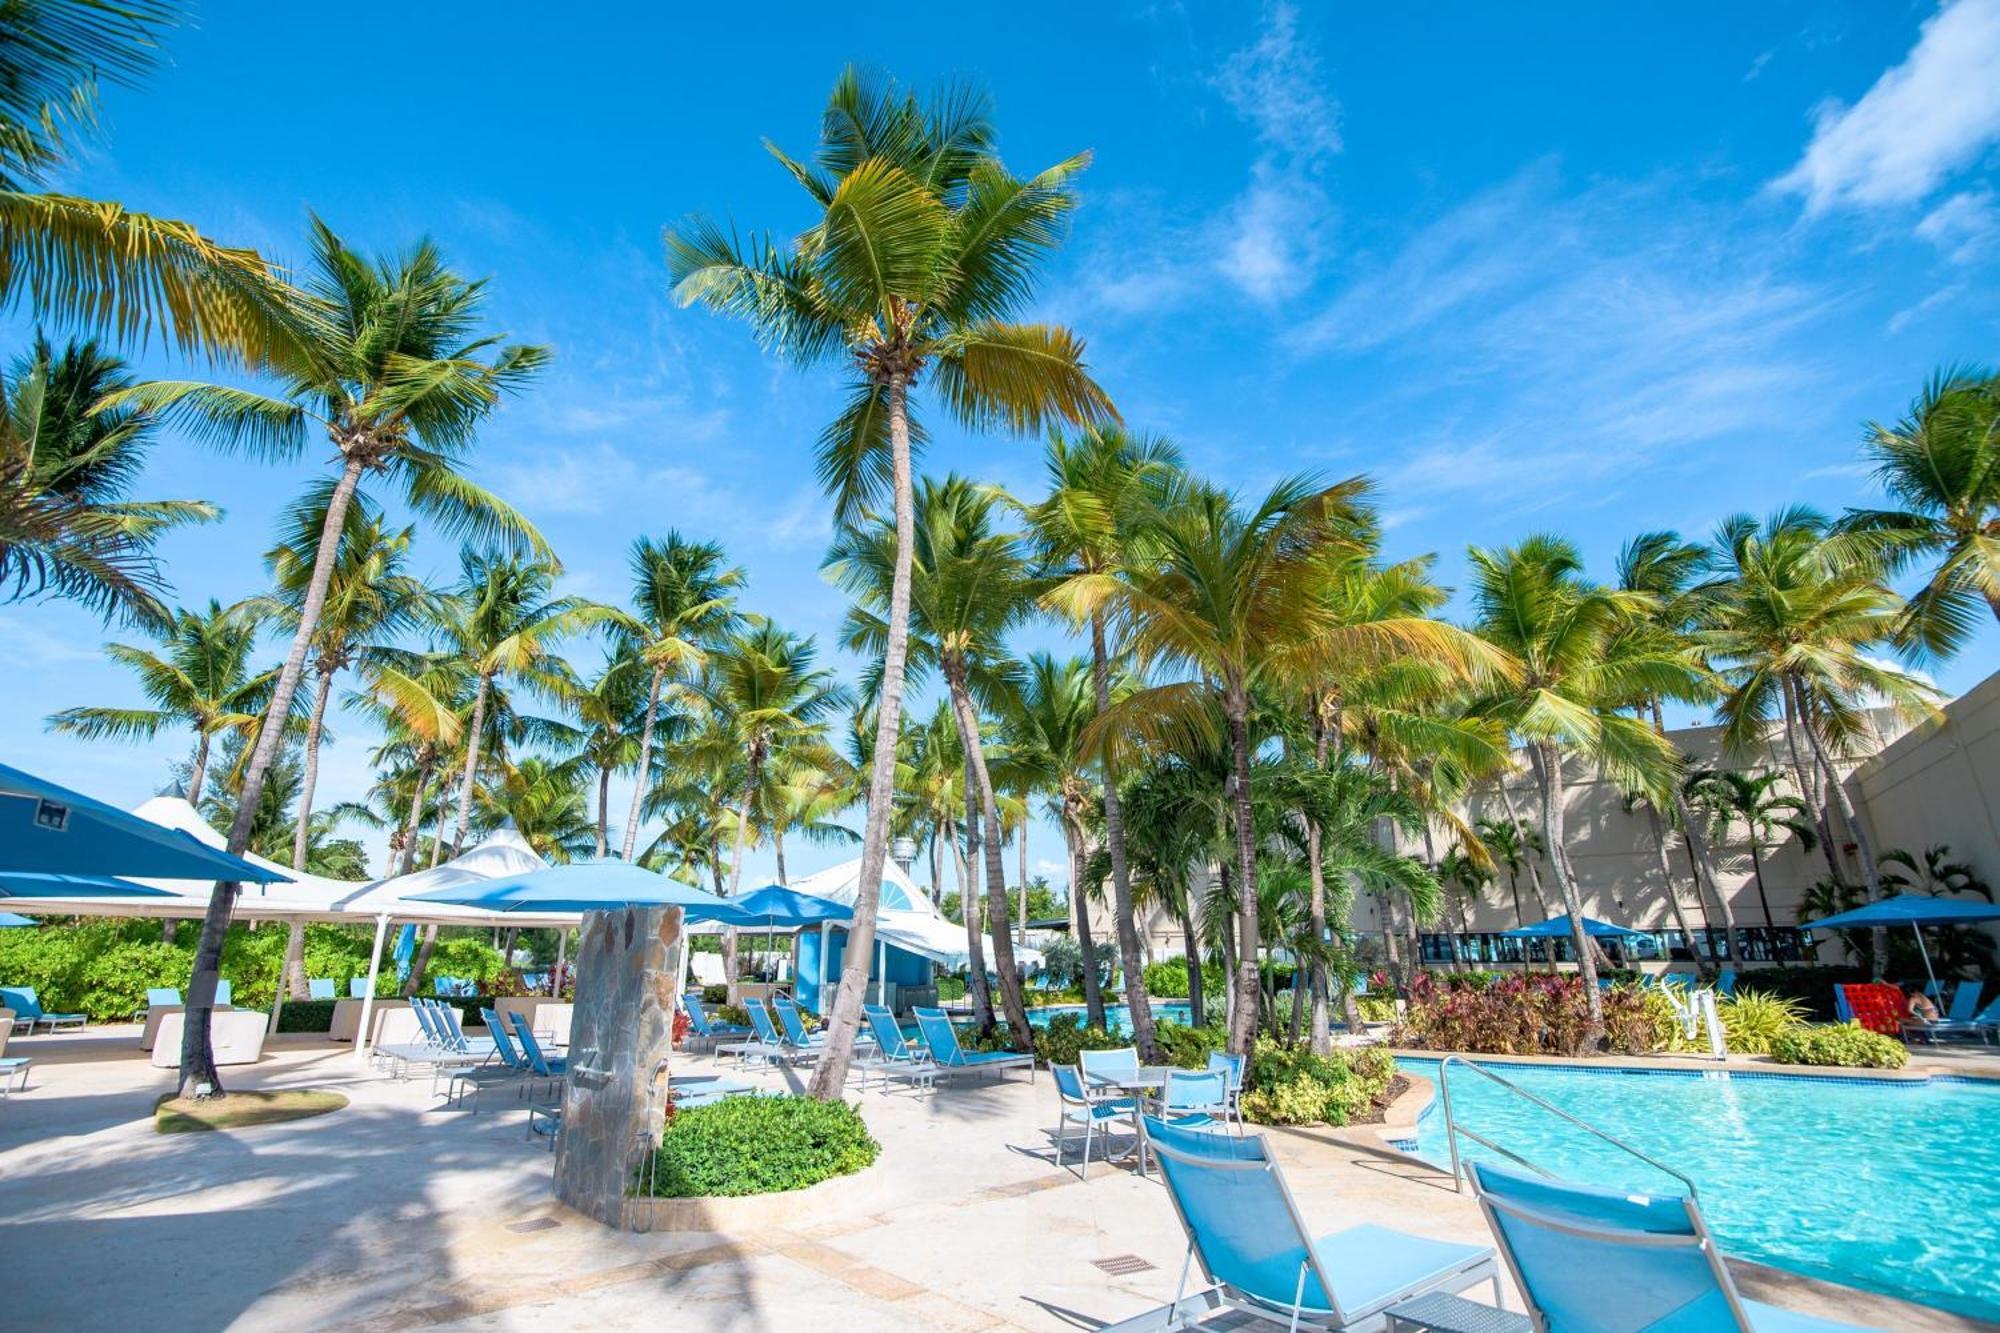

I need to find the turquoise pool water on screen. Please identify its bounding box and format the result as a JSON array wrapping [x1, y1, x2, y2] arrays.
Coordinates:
[[1025, 1001, 1194, 1034], [1399, 1057, 2000, 1320]]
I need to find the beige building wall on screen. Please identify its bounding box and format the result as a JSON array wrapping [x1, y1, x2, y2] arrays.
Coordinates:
[[1851, 669, 2000, 871]]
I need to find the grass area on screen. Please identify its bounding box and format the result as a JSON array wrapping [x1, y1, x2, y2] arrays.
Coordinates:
[[154, 1089, 348, 1134]]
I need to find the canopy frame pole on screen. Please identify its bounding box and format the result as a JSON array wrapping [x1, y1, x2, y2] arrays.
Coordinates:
[[554, 928, 567, 996], [877, 937, 887, 1008], [819, 921, 831, 1005], [355, 912, 390, 1060], [267, 936, 285, 1036], [1913, 924, 1940, 999]]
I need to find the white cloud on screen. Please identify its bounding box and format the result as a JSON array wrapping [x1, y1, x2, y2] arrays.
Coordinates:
[[1914, 188, 2000, 262], [1773, 0, 2000, 213], [1886, 282, 1965, 334], [1213, 2, 1342, 162], [0, 613, 105, 668]]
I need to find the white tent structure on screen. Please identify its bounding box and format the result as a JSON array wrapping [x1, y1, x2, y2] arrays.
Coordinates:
[[785, 856, 1042, 970]]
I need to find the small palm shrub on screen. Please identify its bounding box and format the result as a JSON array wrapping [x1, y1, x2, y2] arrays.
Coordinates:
[[1154, 1020, 1226, 1068], [1603, 985, 1682, 1055], [1768, 1022, 1908, 1070], [646, 1095, 878, 1197], [1032, 1013, 1127, 1067], [1717, 989, 1808, 1055], [1240, 1041, 1396, 1126]]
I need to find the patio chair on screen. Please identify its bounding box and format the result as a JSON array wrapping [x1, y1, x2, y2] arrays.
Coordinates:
[[1080, 1045, 1141, 1094], [912, 1007, 1034, 1085], [0, 986, 84, 1034], [1715, 970, 1737, 999], [508, 1011, 568, 1096], [772, 997, 828, 1050], [214, 980, 233, 1006], [1206, 1051, 1246, 1129], [1102, 1115, 1500, 1331], [1051, 1063, 1136, 1180], [0, 1055, 28, 1097], [308, 979, 336, 1000], [133, 986, 181, 1020], [350, 978, 370, 999], [432, 1000, 495, 1057], [1466, 1159, 1872, 1330], [745, 998, 818, 1064], [442, 1008, 540, 1110], [1912, 987, 2000, 1045], [857, 1004, 935, 1094], [682, 993, 750, 1053], [1161, 1069, 1231, 1134]]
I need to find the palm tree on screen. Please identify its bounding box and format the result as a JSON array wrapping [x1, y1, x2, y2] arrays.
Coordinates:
[[1466, 536, 1685, 1038], [1837, 368, 1999, 657], [0, 2, 303, 369], [431, 551, 607, 853], [566, 652, 648, 858], [703, 622, 850, 984], [1702, 507, 1942, 972], [1475, 817, 1547, 930], [104, 223, 548, 1094], [1026, 426, 1182, 1059], [668, 70, 1115, 1096], [48, 598, 274, 802], [475, 755, 597, 864], [617, 533, 743, 860], [196, 735, 369, 880], [1686, 768, 1817, 932], [828, 473, 1040, 1048], [345, 652, 467, 874], [1011, 652, 1109, 1028], [901, 700, 994, 1028], [1068, 475, 1456, 1054], [0, 335, 217, 622]]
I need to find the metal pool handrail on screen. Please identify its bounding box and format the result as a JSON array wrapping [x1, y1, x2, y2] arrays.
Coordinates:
[[1436, 1054, 1699, 1199]]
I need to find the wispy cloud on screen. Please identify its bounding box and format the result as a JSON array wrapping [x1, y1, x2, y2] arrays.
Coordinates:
[[1914, 188, 1999, 262], [1886, 282, 1965, 334], [1772, 0, 2000, 214]]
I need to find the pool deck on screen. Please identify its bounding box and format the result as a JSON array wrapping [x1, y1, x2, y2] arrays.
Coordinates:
[[0, 1025, 1987, 1331]]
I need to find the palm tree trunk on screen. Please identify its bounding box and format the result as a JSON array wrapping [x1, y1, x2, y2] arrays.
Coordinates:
[[1530, 742, 1604, 1040], [429, 777, 449, 867], [1747, 840, 1777, 930], [450, 672, 493, 850], [1066, 821, 1106, 1029], [1792, 677, 1889, 971], [179, 450, 366, 1098], [400, 757, 430, 875], [282, 920, 311, 1001], [1091, 611, 1160, 1061], [1179, 898, 1205, 1029], [723, 749, 760, 993], [620, 665, 665, 861], [948, 811, 994, 1030], [188, 732, 211, 807], [405, 924, 438, 997], [809, 369, 913, 1101], [291, 665, 336, 871], [947, 677, 1034, 1052], [1642, 804, 1702, 973], [1225, 686, 1261, 1055], [1306, 711, 1332, 1054], [1496, 779, 1551, 918], [1779, 685, 1845, 887], [774, 828, 787, 885], [595, 764, 611, 859], [1679, 790, 1747, 972], [1017, 816, 1029, 951]]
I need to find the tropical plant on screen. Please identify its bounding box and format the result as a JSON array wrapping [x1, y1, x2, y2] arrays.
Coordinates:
[[1714, 988, 1807, 1056], [617, 533, 743, 860], [1837, 367, 2000, 658], [827, 473, 1038, 1048], [345, 651, 467, 874], [1475, 817, 1546, 929], [474, 755, 597, 864], [1685, 768, 1817, 931], [646, 1094, 879, 1198], [668, 69, 1115, 1097], [0, 335, 217, 622], [563, 651, 647, 858], [47, 597, 274, 802], [1768, 1021, 1908, 1069]]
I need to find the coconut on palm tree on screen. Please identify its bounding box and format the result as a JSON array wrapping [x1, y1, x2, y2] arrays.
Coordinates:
[[103, 223, 549, 1094], [47, 597, 275, 802], [0, 336, 217, 622], [668, 69, 1116, 1095]]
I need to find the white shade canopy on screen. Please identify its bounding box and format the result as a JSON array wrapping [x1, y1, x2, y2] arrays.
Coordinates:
[[748, 855, 1042, 970]]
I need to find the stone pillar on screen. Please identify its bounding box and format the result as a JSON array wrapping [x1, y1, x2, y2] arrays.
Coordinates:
[[553, 905, 683, 1229]]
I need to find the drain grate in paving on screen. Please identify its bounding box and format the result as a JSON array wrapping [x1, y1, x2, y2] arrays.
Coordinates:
[[1091, 1254, 1155, 1276], [506, 1217, 561, 1233]]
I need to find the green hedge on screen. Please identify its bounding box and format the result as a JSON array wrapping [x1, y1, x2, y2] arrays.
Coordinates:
[[645, 1095, 878, 1197], [1142, 959, 1224, 999], [275, 999, 338, 1033], [1768, 1022, 1909, 1069]]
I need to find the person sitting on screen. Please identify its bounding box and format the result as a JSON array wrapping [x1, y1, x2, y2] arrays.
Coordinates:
[[1904, 984, 1941, 1026]]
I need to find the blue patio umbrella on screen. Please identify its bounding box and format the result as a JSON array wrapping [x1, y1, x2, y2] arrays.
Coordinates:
[[733, 884, 855, 927], [0, 871, 179, 901], [0, 761, 286, 882], [1501, 914, 1649, 939], [1801, 893, 2000, 996], [404, 858, 752, 923]]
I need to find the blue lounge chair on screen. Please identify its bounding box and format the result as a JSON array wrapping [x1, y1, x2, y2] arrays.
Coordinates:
[[133, 986, 180, 1020], [1206, 1051, 1246, 1129], [746, 998, 818, 1063], [308, 979, 335, 1000], [682, 993, 750, 1053], [772, 996, 827, 1049], [0, 987, 84, 1034], [0, 1055, 29, 1095], [1107, 1115, 1499, 1331], [350, 978, 370, 999], [912, 1007, 1034, 1084], [1080, 1045, 1140, 1093], [1914, 986, 2000, 1044], [1715, 970, 1737, 999], [1467, 1160, 1873, 1330], [213, 980, 233, 1006], [507, 1011, 568, 1094], [1051, 1063, 1135, 1179], [432, 1000, 495, 1056], [857, 1004, 935, 1093]]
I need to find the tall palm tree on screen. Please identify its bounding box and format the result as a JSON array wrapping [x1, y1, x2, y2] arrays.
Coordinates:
[[1475, 817, 1546, 929], [1702, 507, 1941, 971], [827, 474, 1040, 1049], [1466, 536, 1686, 1037], [47, 597, 273, 802], [1011, 652, 1109, 1028], [345, 652, 467, 875], [565, 651, 647, 858], [431, 551, 607, 853], [703, 622, 850, 984], [1026, 426, 1182, 1058], [1837, 368, 1999, 657], [1069, 475, 1471, 1054], [901, 699, 993, 1027], [105, 223, 549, 1094], [0, 335, 216, 622], [0, 1, 303, 369], [1686, 768, 1817, 932], [668, 70, 1115, 1096], [475, 755, 597, 864], [618, 533, 743, 860]]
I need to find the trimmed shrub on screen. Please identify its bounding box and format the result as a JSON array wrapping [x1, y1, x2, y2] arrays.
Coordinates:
[[701, 983, 729, 1005], [1395, 972, 1595, 1055], [1603, 985, 1682, 1056], [1032, 1013, 1128, 1067], [1239, 1041, 1396, 1126], [1768, 1022, 1908, 1069], [1716, 989, 1808, 1055], [1154, 1020, 1226, 1069], [646, 1095, 878, 1197], [936, 975, 967, 1001], [1355, 995, 1399, 1023], [275, 999, 338, 1033], [1142, 959, 1224, 999]]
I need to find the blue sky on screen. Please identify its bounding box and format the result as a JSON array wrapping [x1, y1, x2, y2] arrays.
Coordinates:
[[3, 0, 1997, 891]]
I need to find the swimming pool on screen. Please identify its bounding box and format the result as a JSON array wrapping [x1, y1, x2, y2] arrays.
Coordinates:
[[1398, 1057, 2000, 1320], [1025, 1001, 1194, 1034]]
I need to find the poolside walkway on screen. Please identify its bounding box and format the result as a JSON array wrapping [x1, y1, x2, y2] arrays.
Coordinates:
[[0, 1027, 1984, 1331]]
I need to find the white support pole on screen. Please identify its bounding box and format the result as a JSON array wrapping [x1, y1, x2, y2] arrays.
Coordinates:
[[671, 908, 692, 1017], [877, 938, 887, 1007], [554, 928, 567, 995], [267, 946, 286, 1036], [819, 921, 831, 1004], [355, 913, 390, 1060]]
